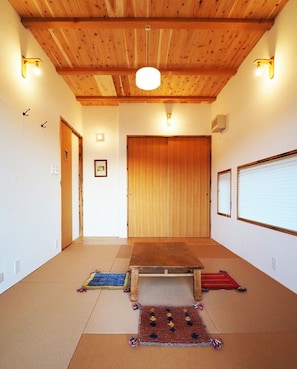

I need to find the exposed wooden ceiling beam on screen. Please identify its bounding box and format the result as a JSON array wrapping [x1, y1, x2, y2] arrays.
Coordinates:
[[22, 17, 274, 31], [76, 96, 216, 104], [57, 67, 237, 76]]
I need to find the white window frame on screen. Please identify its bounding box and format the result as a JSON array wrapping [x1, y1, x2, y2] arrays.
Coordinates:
[[217, 169, 231, 217], [237, 150, 297, 235]]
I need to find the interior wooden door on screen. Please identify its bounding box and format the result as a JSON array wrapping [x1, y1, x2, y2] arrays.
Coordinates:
[[60, 121, 72, 249], [168, 136, 210, 237], [128, 137, 169, 237], [127, 136, 210, 237]]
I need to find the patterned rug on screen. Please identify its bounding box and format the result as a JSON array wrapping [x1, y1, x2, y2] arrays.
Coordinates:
[[77, 270, 245, 293], [138, 305, 212, 346], [201, 271, 245, 291], [77, 272, 130, 292]]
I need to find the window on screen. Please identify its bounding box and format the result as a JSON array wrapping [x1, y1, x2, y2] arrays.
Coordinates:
[[217, 169, 231, 217], [237, 150, 297, 235]]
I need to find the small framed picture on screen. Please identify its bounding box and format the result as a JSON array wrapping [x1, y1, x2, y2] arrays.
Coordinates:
[[94, 159, 107, 177]]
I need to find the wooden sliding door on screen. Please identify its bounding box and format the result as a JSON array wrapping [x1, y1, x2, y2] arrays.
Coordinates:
[[128, 137, 169, 237], [127, 136, 210, 237], [168, 137, 210, 237]]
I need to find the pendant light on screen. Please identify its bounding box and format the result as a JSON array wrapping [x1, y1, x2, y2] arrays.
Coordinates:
[[136, 25, 161, 91]]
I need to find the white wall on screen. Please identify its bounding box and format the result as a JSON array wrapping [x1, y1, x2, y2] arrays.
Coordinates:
[[83, 106, 120, 236], [211, 0, 297, 293], [83, 103, 211, 237], [0, 1, 83, 293]]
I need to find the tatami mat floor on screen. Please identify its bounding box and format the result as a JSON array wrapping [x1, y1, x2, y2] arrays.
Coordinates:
[[0, 237, 296, 369]]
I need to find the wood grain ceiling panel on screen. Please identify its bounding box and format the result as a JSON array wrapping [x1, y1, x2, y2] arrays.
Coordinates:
[[62, 75, 102, 95], [94, 75, 117, 96], [9, 0, 287, 18], [9, 0, 288, 105]]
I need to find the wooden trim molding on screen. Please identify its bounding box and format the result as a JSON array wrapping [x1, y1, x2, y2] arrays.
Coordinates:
[[21, 17, 274, 31], [57, 67, 237, 76], [76, 95, 216, 104]]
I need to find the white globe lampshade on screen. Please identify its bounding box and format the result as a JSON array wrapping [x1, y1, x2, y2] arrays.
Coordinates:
[[136, 66, 161, 90]]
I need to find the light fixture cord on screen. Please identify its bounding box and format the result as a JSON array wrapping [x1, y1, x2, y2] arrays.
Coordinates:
[[145, 25, 151, 67]]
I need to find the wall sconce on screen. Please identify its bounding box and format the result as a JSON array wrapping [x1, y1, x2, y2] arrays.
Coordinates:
[[253, 57, 274, 79], [167, 113, 172, 126], [22, 56, 42, 78], [96, 133, 105, 142]]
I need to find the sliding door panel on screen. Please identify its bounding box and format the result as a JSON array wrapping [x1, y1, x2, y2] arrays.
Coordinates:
[[168, 137, 210, 237], [128, 137, 169, 237]]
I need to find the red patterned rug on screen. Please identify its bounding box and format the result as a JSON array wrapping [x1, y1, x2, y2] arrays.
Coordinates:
[[202, 271, 245, 291], [138, 305, 212, 346]]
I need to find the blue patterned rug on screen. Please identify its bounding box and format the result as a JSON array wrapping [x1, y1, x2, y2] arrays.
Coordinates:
[[77, 272, 130, 292]]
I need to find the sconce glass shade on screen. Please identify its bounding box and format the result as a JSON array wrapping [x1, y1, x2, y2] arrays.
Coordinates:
[[167, 113, 172, 126], [136, 66, 161, 91], [255, 61, 263, 76], [33, 61, 41, 76]]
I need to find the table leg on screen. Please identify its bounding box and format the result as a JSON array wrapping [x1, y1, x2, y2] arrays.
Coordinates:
[[130, 268, 139, 302], [193, 269, 202, 301]]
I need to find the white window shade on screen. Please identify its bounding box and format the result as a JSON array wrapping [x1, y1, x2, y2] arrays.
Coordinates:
[[217, 169, 231, 217], [237, 151, 297, 234]]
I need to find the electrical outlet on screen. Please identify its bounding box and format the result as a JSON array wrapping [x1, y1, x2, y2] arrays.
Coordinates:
[[51, 165, 58, 176], [0, 273, 4, 283], [271, 257, 277, 271], [14, 259, 21, 274]]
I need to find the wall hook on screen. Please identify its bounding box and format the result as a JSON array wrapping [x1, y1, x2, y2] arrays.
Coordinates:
[[41, 121, 47, 128], [22, 108, 30, 116]]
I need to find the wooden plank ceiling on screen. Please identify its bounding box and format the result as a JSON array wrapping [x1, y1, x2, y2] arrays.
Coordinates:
[[9, 0, 288, 106]]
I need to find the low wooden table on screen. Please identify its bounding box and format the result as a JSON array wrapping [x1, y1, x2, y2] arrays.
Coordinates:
[[128, 242, 204, 302]]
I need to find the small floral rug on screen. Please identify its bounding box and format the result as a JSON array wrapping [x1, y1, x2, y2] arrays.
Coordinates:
[[77, 272, 130, 292], [138, 305, 212, 346]]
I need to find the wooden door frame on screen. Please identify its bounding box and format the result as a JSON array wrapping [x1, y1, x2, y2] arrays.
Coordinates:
[[60, 118, 83, 247]]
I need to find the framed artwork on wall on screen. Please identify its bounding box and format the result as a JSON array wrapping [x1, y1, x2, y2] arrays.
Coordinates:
[[94, 159, 107, 177]]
